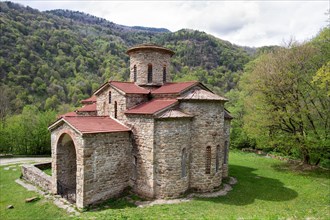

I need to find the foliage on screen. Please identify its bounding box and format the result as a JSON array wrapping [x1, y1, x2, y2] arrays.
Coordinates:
[[226, 89, 256, 150], [0, 106, 56, 155], [0, 1, 251, 115], [1, 152, 329, 219], [232, 28, 330, 165]]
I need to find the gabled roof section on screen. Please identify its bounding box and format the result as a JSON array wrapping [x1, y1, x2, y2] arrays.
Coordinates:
[[58, 111, 78, 118], [81, 95, 96, 104], [94, 81, 110, 95], [49, 116, 130, 134], [125, 99, 178, 115], [110, 81, 150, 94], [178, 89, 228, 101], [151, 82, 199, 95], [94, 81, 150, 96], [76, 103, 97, 112], [157, 109, 193, 119]]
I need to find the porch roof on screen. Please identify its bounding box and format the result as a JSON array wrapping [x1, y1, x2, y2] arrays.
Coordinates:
[[49, 116, 130, 135]]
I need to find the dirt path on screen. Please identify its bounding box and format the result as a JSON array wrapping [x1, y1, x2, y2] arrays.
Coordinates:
[[0, 157, 51, 165]]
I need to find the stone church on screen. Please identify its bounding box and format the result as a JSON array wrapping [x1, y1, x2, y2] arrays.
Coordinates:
[[48, 44, 232, 208]]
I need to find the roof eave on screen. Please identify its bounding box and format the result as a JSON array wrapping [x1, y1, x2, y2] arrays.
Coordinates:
[[81, 129, 131, 135], [48, 118, 83, 136], [48, 118, 64, 131], [178, 82, 200, 95], [152, 101, 179, 116], [124, 101, 179, 116], [177, 97, 229, 102], [109, 83, 150, 96], [94, 82, 110, 96]]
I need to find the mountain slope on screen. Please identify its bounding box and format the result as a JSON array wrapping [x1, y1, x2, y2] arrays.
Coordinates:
[[0, 1, 252, 114]]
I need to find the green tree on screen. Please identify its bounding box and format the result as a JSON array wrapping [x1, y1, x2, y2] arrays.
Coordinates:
[[240, 32, 330, 165]]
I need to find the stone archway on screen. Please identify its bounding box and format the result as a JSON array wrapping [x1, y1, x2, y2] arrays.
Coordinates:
[[56, 133, 77, 203]]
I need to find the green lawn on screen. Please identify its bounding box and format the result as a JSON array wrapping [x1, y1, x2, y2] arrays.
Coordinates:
[[1, 151, 329, 219], [42, 168, 52, 176]]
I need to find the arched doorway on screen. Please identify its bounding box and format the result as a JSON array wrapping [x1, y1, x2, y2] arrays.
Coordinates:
[[56, 133, 77, 203]]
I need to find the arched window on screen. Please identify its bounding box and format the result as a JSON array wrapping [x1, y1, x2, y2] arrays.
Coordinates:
[[205, 146, 211, 174], [133, 65, 137, 82], [114, 101, 117, 119], [147, 64, 152, 83], [216, 145, 220, 172], [108, 91, 111, 103], [224, 141, 228, 164], [181, 148, 187, 178], [163, 65, 167, 83]]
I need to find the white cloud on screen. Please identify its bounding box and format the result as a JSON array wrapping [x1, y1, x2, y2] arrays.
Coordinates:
[[8, 0, 329, 47]]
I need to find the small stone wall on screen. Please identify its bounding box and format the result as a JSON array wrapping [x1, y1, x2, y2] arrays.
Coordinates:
[[21, 162, 52, 192]]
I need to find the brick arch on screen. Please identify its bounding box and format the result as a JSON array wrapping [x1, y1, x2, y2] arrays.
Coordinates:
[[55, 131, 78, 203]]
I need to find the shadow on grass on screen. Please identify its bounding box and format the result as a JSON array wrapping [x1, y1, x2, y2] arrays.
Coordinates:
[[271, 163, 330, 180], [196, 165, 298, 206], [87, 197, 136, 212]]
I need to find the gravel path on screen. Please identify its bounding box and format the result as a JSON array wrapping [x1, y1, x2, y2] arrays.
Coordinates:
[[0, 157, 51, 165]]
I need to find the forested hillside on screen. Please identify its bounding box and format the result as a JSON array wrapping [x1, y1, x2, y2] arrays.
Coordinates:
[[0, 1, 251, 116], [0, 2, 328, 164]]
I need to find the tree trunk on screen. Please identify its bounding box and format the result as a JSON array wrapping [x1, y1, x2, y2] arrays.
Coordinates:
[[303, 154, 310, 165]]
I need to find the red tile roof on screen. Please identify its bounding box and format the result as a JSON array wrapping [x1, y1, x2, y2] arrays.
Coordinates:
[[81, 95, 97, 104], [151, 82, 198, 94], [76, 103, 97, 112], [61, 116, 130, 134], [125, 99, 178, 115], [58, 111, 78, 118], [110, 81, 150, 94]]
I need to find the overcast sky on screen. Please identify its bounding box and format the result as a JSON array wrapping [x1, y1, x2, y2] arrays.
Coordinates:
[[8, 0, 330, 47]]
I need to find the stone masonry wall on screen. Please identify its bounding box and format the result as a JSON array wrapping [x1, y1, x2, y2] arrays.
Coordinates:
[[154, 118, 192, 198], [108, 87, 127, 120], [96, 86, 110, 116], [180, 100, 225, 192], [82, 131, 132, 206], [97, 85, 147, 120], [126, 94, 148, 110], [124, 115, 155, 198], [223, 119, 231, 178], [51, 123, 85, 208], [129, 50, 171, 86], [21, 163, 52, 192]]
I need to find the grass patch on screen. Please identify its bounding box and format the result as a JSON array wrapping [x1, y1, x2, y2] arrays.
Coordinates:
[[42, 168, 52, 176], [1, 151, 329, 219], [0, 165, 67, 220]]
